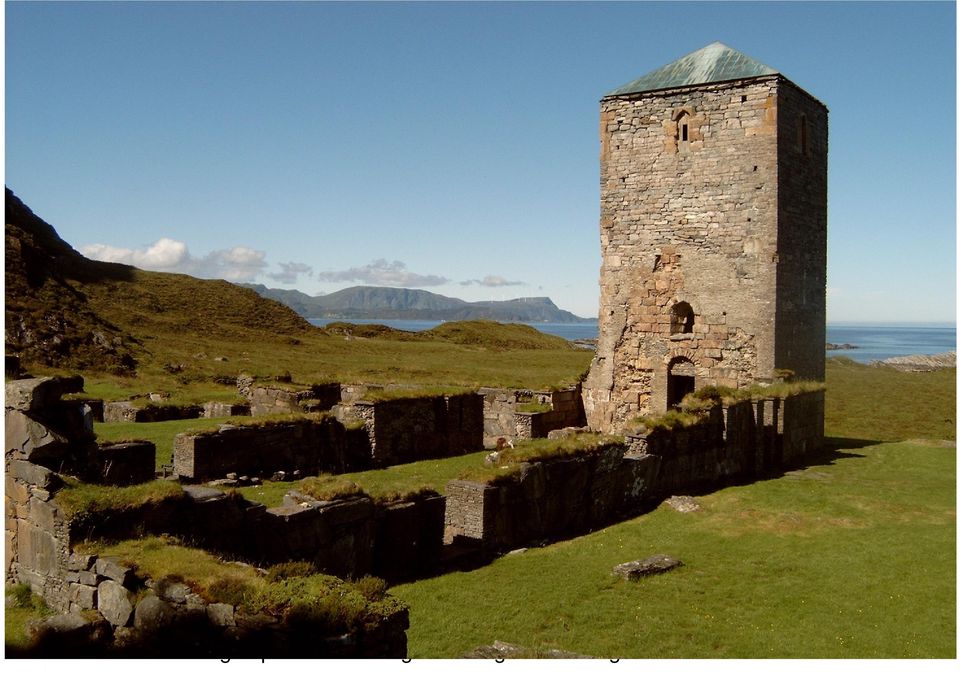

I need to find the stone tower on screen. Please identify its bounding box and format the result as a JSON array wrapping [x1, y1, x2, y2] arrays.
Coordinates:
[[582, 43, 827, 433]]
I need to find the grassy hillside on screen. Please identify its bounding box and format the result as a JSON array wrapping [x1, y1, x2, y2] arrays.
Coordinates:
[[6, 190, 590, 391]]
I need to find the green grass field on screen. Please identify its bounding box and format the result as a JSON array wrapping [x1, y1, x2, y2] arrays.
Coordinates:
[[7, 356, 956, 658], [388, 358, 956, 658]]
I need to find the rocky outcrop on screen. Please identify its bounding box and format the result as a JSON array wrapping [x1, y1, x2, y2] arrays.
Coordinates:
[[875, 351, 956, 371]]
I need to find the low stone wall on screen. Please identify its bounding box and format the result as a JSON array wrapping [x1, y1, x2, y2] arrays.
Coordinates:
[[173, 416, 371, 481], [628, 390, 825, 498], [347, 393, 484, 467], [444, 446, 660, 551], [374, 495, 445, 581], [246, 383, 341, 416], [446, 391, 825, 551], [481, 386, 586, 443], [95, 442, 156, 486], [781, 390, 826, 464], [103, 402, 202, 424], [16, 548, 409, 658], [201, 401, 250, 419]]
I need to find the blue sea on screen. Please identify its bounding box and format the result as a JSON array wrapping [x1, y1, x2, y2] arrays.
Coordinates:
[[825, 323, 956, 363], [309, 318, 956, 363]]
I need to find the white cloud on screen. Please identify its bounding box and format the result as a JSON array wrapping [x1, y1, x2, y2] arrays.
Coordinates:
[[81, 238, 268, 283], [268, 262, 314, 285], [460, 274, 525, 287], [315, 259, 449, 287]]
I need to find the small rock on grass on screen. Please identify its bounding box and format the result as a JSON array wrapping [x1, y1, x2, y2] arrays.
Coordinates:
[[613, 554, 683, 581]]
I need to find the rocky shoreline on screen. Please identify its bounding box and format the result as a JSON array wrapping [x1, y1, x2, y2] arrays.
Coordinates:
[[873, 351, 956, 372]]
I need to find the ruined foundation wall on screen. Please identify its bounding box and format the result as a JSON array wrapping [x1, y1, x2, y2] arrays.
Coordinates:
[[351, 393, 483, 467], [173, 416, 370, 481], [447, 391, 824, 551]]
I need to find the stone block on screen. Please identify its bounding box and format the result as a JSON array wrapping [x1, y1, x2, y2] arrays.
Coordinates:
[[207, 602, 236, 627], [5, 410, 69, 463], [96, 557, 134, 585], [6, 475, 31, 504], [77, 570, 99, 586], [70, 583, 97, 610], [96, 442, 156, 485], [67, 552, 98, 572], [9, 460, 59, 489], [97, 579, 133, 626], [28, 497, 57, 530], [5, 377, 63, 412], [17, 519, 57, 575], [613, 554, 683, 581], [134, 594, 175, 632]]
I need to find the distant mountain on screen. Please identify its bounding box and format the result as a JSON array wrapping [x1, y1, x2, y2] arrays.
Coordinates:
[[243, 284, 595, 323]]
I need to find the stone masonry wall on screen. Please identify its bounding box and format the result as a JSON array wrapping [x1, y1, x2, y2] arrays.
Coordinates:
[[173, 416, 371, 481], [482, 386, 586, 443], [583, 75, 828, 433], [347, 393, 483, 468], [444, 448, 661, 552], [775, 79, 829, 382], [446, 390, 824, 551]]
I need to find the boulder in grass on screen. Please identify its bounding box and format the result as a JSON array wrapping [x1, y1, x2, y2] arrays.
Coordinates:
[[613, 554, 683, 580]]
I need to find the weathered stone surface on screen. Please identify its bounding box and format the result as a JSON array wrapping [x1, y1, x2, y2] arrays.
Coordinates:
[[207, 602, 236, 627], [156, 580, 191, 604], [613, 554, 683, 580], [5, 377, 62, 412], [95, 441, 156, 485], [95, 557, 133, 585], [133, 594, 175, 631], [17, 519, 57, 575], [665, 495, 701, 513], [70, 583, 97, 610], [67, 552, 97, 571], [5, 410, 69, 462], [9, 459, 59, 489], [97, 579, 133, 626]]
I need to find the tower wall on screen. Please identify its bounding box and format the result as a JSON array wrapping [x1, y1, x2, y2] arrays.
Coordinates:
[[583, 75, 827, 433], [774, 80, 828, 381]]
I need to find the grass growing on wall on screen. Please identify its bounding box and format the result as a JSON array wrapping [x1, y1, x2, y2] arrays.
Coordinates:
[[76, 536, 406, 630]]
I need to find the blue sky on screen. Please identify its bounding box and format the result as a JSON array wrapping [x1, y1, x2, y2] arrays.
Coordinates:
[[5, 1, 956, 323]]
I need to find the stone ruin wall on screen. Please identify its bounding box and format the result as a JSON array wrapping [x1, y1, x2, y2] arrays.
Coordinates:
[[173, 416, 371, 481], [481, 385, 587, 444], [445, 390, 824, 552], [583, 76, 827, 433]]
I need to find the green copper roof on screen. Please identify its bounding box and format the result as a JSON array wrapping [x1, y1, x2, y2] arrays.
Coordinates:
[[605, 42, 779, 97]]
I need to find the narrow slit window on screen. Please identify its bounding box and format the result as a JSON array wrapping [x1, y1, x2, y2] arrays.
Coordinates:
[[681, 123, 688, 142], [798, 114, 808, 154]]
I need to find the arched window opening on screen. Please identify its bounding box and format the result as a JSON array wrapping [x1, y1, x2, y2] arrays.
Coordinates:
[[676, 111, 690, 144], [670, 302, 695, 335]]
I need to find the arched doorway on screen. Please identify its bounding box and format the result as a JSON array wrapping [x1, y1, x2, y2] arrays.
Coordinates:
[[667, 357, 696, 408]]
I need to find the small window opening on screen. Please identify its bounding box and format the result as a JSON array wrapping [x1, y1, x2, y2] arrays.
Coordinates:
[[681, 123, 688, 142], [798, 114, 808, 154], [740, 95, 747, 103], [753, 165, 758, 172], [670, 302, 695, 335]]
